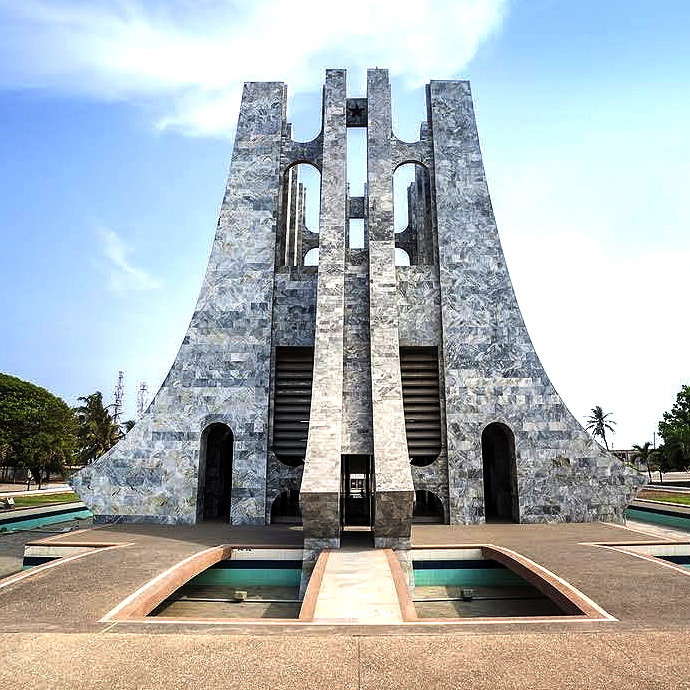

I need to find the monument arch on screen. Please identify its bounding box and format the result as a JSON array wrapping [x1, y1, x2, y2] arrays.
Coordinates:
[[71, 69, 643, 544], [197, 422, 234, 523], [481, 422, 519, 523]]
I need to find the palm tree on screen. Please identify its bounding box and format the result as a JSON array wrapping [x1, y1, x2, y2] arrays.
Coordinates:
[[631, 441, 653, 480], [74, 392, 124, 464], [648, 444, 676, 484], [585, 406, 616, 450]]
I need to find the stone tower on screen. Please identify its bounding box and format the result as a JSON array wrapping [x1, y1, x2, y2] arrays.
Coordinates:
[[71, 69, 642, 548]]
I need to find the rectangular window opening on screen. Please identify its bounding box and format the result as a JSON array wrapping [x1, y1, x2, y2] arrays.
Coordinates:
[[347, 128, 367, 197], [349, 219, 365, 249]]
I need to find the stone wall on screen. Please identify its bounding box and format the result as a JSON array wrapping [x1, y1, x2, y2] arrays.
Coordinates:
[[71, 70, 643, 533], [395, 265, 449, 518], [265, 268, 316, 522], [342, 260, 374, 455], [428, 79, 643, 523], [70, 82, 288, 525]]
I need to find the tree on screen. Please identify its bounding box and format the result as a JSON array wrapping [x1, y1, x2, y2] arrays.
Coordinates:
[[657, 384, 690, 471], [631, 441, 654, 480], [647, 444, 684, 484], [585, 406, 616, 450], [0, 373, 77, 489], [73, 392, 126, 464], [0, 441, 12, 481]]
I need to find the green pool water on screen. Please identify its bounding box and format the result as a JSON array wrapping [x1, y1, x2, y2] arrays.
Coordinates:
[[2, 507, 92, 533], [626, 507, 690, 532], [190, 566, 301, 588], [414, 565, 524, 588], [149, 560, 303, 619], [412, 558, 569, 618]]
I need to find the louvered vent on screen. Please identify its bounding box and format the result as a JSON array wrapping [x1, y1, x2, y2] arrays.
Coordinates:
[[400, 347, 442, 466], [272, 346, 314, 465]]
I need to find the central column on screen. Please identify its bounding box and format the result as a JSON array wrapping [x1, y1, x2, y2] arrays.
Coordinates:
[[366, 69, 414, 547], [300, 69, 348, 549]]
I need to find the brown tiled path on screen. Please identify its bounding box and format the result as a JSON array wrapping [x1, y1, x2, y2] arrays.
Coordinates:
[[1, 520, 689, 688]]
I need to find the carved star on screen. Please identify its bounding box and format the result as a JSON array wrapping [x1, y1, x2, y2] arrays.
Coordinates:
[[349, 103, 364, 118]]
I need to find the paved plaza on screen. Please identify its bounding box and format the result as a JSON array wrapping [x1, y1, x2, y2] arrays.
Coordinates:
[[1, 520, 689, 688]]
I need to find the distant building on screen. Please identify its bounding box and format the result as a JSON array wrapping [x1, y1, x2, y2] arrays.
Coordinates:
[[611, 449, 636, 466]]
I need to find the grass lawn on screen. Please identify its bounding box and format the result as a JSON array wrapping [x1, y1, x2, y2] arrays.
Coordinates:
[[638, 489, 690, 506], [1, 492, 80, 509]]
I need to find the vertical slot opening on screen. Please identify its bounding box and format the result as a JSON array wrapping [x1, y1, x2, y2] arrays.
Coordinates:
[[347, 127, 367, 197], [349, 219, 365, 249], [281, 163, 321, 267], [393, 162, 433, 265]]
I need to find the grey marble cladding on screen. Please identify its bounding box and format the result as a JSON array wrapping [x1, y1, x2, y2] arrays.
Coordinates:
[[272, 269, 317, 346], [342, 262, 374, 455], [367, 69, 415, 541], [71, 82, 287, 525], [264, 270, 316, 521], [396, 266, 442, 346], [299, 69, 347, 541], [71, 69, 643, 538]]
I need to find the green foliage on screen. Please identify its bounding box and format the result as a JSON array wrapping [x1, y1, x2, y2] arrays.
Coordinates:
[[73, 391, 126, 464], [657, 384, 690, 471], [638, 489, 690, 506], [585, 406, 616, 450], [0, 372, 77, 487], [3, 491, 80, 509], [647, 444, 684, 482], [631, 441, 654, 480]]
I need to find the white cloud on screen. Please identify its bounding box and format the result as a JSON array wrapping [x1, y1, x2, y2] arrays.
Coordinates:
[[97, 227, 160, 292], [0, 0, 508, 135]]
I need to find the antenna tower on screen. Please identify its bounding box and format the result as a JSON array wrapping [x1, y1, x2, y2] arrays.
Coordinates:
[[113, 371, 125, 423], [136, 381, 149, 420]]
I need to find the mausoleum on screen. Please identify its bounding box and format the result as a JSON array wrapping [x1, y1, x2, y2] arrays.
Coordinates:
[[70, 69, 643, 548]]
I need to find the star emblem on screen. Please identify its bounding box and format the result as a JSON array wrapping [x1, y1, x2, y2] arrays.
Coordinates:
[[349, 102, 364, 118]]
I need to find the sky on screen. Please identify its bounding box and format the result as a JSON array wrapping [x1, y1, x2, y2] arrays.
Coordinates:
[[0, 0, 688, 448]]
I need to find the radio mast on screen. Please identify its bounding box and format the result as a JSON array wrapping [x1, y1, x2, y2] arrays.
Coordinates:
[[136, 381, 149, 420], [113, 371, 125, 423]]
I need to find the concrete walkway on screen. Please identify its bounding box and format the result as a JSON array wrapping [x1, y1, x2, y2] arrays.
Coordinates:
[[625, 518, 690, 541], [312, 549, 402, 624], [0, 483, 71, 496]]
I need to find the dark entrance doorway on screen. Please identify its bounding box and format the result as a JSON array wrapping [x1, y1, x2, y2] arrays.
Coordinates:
[[270, 489, 302, 525], [341, 455, 373, 528], [412, 490, 445, 523], [198, 423, 233, 522], [481, 423, 519, 523]]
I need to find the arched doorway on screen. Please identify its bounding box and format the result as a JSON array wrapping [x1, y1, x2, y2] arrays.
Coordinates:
[[197, 423, 233, 522], [481, 423, 519, 523]]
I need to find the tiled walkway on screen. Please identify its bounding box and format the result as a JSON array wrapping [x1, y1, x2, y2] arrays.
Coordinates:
[[312, 549, 402, 624]]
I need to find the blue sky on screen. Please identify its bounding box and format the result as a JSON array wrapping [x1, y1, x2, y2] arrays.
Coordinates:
[[0, 0, 688, 447]]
